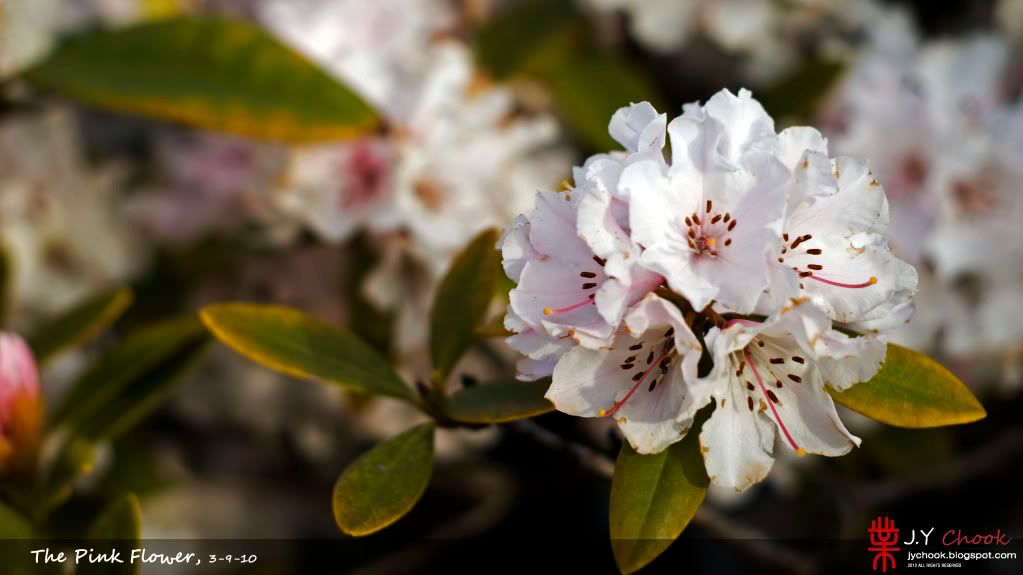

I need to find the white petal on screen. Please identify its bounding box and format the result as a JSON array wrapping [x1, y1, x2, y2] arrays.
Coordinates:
[[702, 88, 776, 163], [616, 365, 694, 454], [622, 160, 673, 247], [770, 126, 829, 171], [699, 378, 776, 492], [499, 214, 538, 283], [817, 331, 887, 391], [609, 101, 667, 153], [529, 191, 590, 261]]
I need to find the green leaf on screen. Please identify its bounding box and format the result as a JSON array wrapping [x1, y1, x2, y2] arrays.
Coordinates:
[[829, 344, 986, 428], [0, 503, 37, 575], [332, 423, 435, 537], [430, 229, 502, 383], [609, 431, 709, 574], [474, 0, 582, 78], [27, 288, 133, 366], [760, 60, 846, 125], [0, 242, 12, 327], [86, 494, 142, 540], [446, 379, 553, 423], [39, 438, 97, 513], [24, 16, 378, 143], [81, 494, 142, 575], [0, 502, 32, 539], [201, 303, 415, 402], [52, 317, 211, 440], [546, 51, 662, 151], [344, 234, 394, 356]]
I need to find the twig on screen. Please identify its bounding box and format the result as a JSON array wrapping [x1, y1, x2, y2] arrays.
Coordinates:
[[850, 428, 1023, 509], [509, 420, 817, 575]]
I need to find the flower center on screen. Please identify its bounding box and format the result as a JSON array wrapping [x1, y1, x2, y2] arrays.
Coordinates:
[[778, 233, 877, 290], [342, 141, 390, 211], [684, 200, 735, 257]]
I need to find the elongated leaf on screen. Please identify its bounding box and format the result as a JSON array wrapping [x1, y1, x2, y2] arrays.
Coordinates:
[[0, 503, 36, 575], [430, 229, 502, 383], [446, 380, 553, 423], [333, 423, 435, 537], [24, 17, 378, 143], [201, 303, 415, 402], [27, 289, 133, 365], [829, 344, 986, 428], [40, 438, 96, 514], [52, 317, 211, 440], [81, 495, 142, 575], [546, 52, 662, 151], [610, 431, 708, 574]]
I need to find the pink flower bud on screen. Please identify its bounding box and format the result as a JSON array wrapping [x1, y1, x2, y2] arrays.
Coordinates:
[[0, 332, 42, 474]]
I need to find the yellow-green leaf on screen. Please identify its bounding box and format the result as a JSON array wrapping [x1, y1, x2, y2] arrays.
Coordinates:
[[0, 502, 32, 539], [609, 431, 708, 574], [201, 303, 415, 402], [52, 317, 211, 440], [24, 17, 378, 143], [829, 343, 986, 428], [430, 229, 502, 383], [333, 423, 435, 537], [81, 494, 142, 575], [27, 288, 133, 366], [446, 379, 553, 423]]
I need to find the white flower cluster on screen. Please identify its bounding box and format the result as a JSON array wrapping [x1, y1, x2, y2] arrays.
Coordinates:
[[501, 89, 917, 491], [824, 9, 1023, 366]]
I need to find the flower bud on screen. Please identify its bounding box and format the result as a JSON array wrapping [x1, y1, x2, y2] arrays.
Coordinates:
[[0, 332, 42, 475]]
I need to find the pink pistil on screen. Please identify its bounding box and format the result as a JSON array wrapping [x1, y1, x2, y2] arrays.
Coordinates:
[[543, 296, 594, 316], [807, 275, 877, 289], [744, 349, 805, 456], [599, 350, 671, 417]]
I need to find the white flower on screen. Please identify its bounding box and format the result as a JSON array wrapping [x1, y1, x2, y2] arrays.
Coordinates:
[[763, 128, 918, 328], [272, 138, 397, 243], [699, 300, 864, 491], [503, 102, 664, 353], [627, 89, 789, 313], [258, 0, 454, 116], [546, 294, 705, 454], [501, 86, 918, 485], [506, 188, 661, 350], [0, 110, 145, 326]]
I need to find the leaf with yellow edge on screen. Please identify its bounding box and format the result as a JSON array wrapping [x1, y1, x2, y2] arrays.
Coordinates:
[[333, 423, 435, 537], [24, 17, 378, 143], [27, 288, 133, 366], [829, 344, 986, 428], [201, 303, 416, 402]]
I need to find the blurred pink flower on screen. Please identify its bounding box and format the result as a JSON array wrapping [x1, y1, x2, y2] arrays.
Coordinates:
[[0, 332, 42, 474]]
